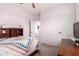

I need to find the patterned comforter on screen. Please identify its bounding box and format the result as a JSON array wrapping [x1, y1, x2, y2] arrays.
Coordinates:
[[0, 37, 38, 56]]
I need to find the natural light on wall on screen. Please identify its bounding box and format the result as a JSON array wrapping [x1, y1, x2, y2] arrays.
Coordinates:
[[35, 21, 40, 35]]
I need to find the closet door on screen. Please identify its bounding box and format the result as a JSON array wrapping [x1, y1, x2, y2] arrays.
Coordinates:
[[57, 4, 75, 44], [57, 13, 75, 46]]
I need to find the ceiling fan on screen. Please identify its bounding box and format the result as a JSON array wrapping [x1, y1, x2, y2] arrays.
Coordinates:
[[32, 3, 35, 8], [19, 3, 36, 8]]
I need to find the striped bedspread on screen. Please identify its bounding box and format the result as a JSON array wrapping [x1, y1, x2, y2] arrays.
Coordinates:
[[0, 37, 38, 56], [0, 44, 28, 56]]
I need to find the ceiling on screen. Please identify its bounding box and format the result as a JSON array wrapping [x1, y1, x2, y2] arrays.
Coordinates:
[[15, 3, 61, 14]]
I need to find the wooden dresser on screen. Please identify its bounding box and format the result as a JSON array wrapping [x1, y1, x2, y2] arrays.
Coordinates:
[[0, 28, 23, 38], [58, 39, 79, 56]]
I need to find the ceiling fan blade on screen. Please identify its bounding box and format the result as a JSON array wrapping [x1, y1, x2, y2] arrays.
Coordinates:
[[32, 3, 35, 8], [19, 3, 23, 4]]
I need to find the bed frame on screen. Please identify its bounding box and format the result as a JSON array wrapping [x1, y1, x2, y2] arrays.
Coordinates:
[[0, 28, 39, 56], [0, 28, 23, 38]]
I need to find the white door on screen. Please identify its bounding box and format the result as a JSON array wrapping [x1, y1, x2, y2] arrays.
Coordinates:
[[57, 13, 75, 46], [31, 21, 40, 41]]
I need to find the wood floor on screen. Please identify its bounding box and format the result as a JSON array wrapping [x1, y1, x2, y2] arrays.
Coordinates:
[[32, 44, 58, 56]]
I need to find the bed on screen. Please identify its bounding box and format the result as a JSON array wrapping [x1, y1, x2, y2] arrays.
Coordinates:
[[0, 28, 39, 56], [0, 36, 38, 56]]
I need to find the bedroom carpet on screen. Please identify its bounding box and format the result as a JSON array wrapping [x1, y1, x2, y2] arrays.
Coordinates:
[[32, 44, 58, 56]]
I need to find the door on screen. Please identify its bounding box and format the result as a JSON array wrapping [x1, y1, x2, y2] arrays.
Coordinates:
[[57, 13, 75, 46], [31, 21, 40, 41]]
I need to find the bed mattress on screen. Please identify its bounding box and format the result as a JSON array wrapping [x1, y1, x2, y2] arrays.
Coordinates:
[[0, 36, 38, 56]]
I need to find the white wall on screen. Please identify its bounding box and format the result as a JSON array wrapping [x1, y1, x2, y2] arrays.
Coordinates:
[[0, 4, 36, 37], [75, 3, 79, 22], [40, 3, 75, 46]]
